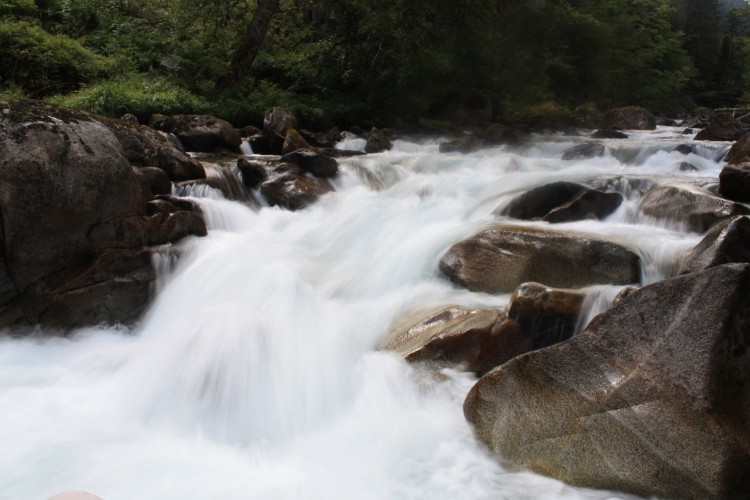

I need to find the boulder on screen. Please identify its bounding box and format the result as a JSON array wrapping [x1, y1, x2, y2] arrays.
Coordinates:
[[299, 128, 342, 149], [281, 128, 313, 156], [508, 282, 586, 349], [135, 166, 172, 196], [439, 136, 483, 154], [542, 189, 623, 223], [439, 226, 641, 293], [379, 305, 508, 375], [675, 143, 694, 155], [638, 184, 750, 233], [237, 158, 269, 188], [719, 163, 750, 202], [591, 129, 628, 139], [572, 103, 604, 129], [364, 127, 393, 153], [464, 263, 750, 499], [695, 113, 747, 141], [280, 149, 338, 178], [525, 101, 573, 131], [603, 106, 656, 130], [679, 161, 699, 172], [263, 107, 298, 155], [561, 142, 605, 160], [499, 182, 586, 220], [155, 147, 206, 182], [678, 216, 750, 274], [260, 173, 334, 211], [725, 131, 750, 165], [164, 114, 242, 153]]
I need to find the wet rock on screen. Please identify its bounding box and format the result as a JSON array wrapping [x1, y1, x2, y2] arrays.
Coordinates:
[[508, 282, 586, 349], [263, 107, 298, 155], [300, 128, 342, 149], [237, 158, 269, 188], [135, 166, 172, 196], [379, 305, 508, 375], [679, 161, 699, 172], [365, 127, 393, 153], [719, 163, 750, 202], [725, 131, 750, 165], [695, 113, 747, 141], [281, 128, 312, 156], [543, 189, 623, 223], [156, 147, 206, 182], [464, 263, 750, 499], [260, 174, 334, 210], [318, 148, 364, 158], [240, 125, 262, 137], [678, 216, 750, 274], [280, 149, 338, 178], [591, 129, 628, 139], [561, 142, 605, 160], [439, 136, 483, 154], [439, 226, 641, 293], [161, 114, 242, 153], [499, 182, 586, 220], [675, 143, 693, 155], [638, 184, 750, 233], [603, 106, 656, 130]]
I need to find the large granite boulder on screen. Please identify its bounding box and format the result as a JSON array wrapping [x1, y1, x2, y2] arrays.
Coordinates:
[[719, 163, 750, 202], [280, 149, 338, 178], [152, 114, 242, 153], [678, 216, 750, 274], [695, 113, 747, 141], [603, 106, 655, 130], [439, 226, 640, 293], [499, 182, 621, 223], [725, 131, 750, 164], [260, 170, 334, 211], [464, 263, 750, 499], [638, 184, 750, 233]]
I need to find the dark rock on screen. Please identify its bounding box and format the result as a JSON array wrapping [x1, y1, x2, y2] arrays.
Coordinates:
[[738, 112, 750, 125], [364, 127, 393, 153], [464, 263, 750, 499], [147, 195, 202, 215], [591, 129, 628, 139], [572, 103, 604, 129], [260, 174, 334, 210], [240, 125, 262, 137], [156, 147, 206, 182], [682, 128, 695, 135], [695, 113, 747, 141], [439, 226, 641, 293], [525, 101, 573, 131], [318, 148, 364, 158], [542, 189, 623, 223], [561, 142, 605, 160], [638, 184, 750, 233], [679, 162, 699, 172], [120, 113, 138, 124], [720, 163, 750, 202], [499, 182, 586, 220], [246, 133, 270, 155], [281, 128, 312, 156], [508, 282, 586, 349], [136, 166, 172, 196], [263, 107, 298, 155], [675, 143, 693, 155], [604, 106, 656, 130], [162, 114, 242, 153], [149, 114, 173, 131], [299, 128, 341, 149], [440, 136, 482, 154], [379, 305, 508, 375], [237, 158, 269, 188], [656, 117, 677, 126], [679, 216, 750, 274], [725, 131, 750, 165], [280, 149, 338, 178]]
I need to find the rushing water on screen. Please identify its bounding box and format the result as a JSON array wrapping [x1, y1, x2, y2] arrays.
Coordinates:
[[0, 127, 731, 499]]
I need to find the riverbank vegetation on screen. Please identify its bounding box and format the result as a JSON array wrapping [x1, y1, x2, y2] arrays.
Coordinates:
[[1, 0, 749, 127]]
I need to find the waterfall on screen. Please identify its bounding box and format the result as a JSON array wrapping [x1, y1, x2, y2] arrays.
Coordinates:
[[0, 125, 719, 500]]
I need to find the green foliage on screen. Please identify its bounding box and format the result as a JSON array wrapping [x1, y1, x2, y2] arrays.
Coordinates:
[[0, 0, 38, 17], [49, 73, 209, 120], [0, 19, 109, 95]]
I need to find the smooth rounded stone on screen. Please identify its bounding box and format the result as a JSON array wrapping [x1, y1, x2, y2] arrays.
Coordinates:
[[237, 158, 269, 188], [464, 263, 750, 499], [638, 184, 750, 233], [136, 166, 172, 196], [280, 149, 339, 178], [679, 161, 699, 172], [439, 136, 483, 154], [260, 174, 334, 211], [240, 125, 262, 137], [603, 106, 656, 130], [590, 129, 628, 139], [439, 225, 641, 293], [724, 131, 750, 164], [542, 189, 623, 223], [364, 127, 393, 153], [678, 216, 750, 274], [695, 113, 747, 141], [281, 128, 312, 156], [674, 143, 694, 155], [719, 163, 750, 202], [508, 282, 586, 349], [379, 305, 508, 374], [159, 114, 242, 153], [48, 491, 103, 500], [263, 106, 298, 155], [498, 181, 586, 220], [561, 142, 605, 160], [156, 147, 206, 181]]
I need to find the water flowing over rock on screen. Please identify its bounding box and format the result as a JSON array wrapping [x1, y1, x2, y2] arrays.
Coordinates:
[[638, 184, 750, 233], [560, 142, 605, 160], [678, 216, 750, 274], [603, 106, 655, 130], [439, 226, 640, 293], [260, 172, 334, 210], [464, 263, 750, 499]]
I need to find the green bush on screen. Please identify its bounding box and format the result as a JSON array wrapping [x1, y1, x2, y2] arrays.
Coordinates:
[[0, 0, 38, 17], [0, 20, 109, 95], [49, 73, 210, 121]]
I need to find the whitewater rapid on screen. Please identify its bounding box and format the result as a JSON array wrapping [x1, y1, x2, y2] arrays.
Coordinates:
[[0, 128, 729, 499]]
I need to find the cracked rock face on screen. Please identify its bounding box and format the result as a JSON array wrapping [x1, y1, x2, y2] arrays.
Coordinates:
[[464, 263, 750, 499]]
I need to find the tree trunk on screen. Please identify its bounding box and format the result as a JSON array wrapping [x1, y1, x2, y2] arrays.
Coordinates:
[[217, 0, 280, 89]]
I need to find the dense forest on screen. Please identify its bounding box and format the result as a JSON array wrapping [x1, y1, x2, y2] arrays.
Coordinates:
[[1, 0, 749, 127]]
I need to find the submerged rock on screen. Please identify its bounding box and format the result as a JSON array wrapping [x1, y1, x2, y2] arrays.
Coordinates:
[[464, 263, 750, 499], [439, 226, 640, 293]]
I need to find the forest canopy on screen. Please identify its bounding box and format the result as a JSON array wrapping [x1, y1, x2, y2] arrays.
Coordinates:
[[1, 0, 749, 127]]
